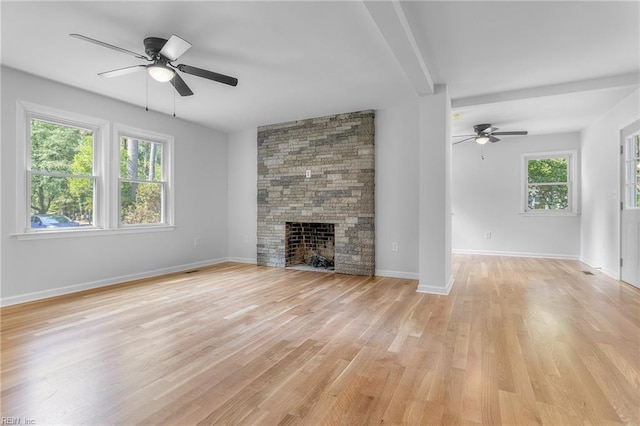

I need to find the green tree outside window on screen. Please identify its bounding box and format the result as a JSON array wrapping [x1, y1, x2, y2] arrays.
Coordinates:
[[30, 119, 94, 223], [527, 157, 569, 210]]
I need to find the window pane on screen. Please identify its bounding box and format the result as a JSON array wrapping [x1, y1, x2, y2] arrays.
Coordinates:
[[120, 137, 163, 181], [527, 184, 568, 210], [30, 175, 94, 226], [628, 160, 638, 184], [31, 119, 93, 174], [527, 158, 568, 183], [636, 166, 640, 207], [626, 134, 640, 208], [120, 181, 163, 225]]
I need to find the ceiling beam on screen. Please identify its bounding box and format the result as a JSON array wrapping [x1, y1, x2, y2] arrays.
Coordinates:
[[363, 0, 434, 96], [452, 72, 639, 109]]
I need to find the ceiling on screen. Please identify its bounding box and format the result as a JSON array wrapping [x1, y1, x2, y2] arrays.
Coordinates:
[[2, 1, 638, 137]]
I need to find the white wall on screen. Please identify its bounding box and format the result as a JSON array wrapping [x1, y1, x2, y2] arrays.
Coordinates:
[[374, 102, 419, 278], [581, 89, 640, 278], [226, 102, 422, 278], [452, 132, 581, 258], [227, 129, 258, 263], [1, 67, 228, 305]]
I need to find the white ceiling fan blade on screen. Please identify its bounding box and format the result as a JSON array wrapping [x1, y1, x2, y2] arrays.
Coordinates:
[[159, 35, 192, 61], [99, 65, 146, 78], [452, 136, 475, 145], [70, 33, 149, 60]]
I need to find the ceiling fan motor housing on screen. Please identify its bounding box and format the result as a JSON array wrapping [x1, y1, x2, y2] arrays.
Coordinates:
[[473, 123, 492, 134], [144, 37, 168, 59]]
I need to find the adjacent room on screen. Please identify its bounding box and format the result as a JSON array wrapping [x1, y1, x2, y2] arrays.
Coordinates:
[[1, 1, 638, 424]]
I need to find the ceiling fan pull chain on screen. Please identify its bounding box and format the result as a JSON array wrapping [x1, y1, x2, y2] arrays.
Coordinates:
[[145, 72, 149, 112], [173, 85, 176, 118], [481, 146, 485, 160]]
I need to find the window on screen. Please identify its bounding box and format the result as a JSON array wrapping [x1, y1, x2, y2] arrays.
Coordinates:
[[522, 151, 577, 214], [118, 135, 167, 226], [17, 102, 174, 237], [114, 124, 173, 229], [28, 117, 97, 228], [624, 132, 640, 209]]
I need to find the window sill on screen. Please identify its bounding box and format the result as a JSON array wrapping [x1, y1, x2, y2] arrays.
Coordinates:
[[518, 211, 580, 217], [12, 225, 176, 240]]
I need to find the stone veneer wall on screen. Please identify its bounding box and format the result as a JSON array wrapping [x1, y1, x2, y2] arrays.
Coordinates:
[[257, 110, 375, 276]]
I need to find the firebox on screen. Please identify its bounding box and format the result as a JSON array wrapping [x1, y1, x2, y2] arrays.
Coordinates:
[[285, 222, 335, 271]]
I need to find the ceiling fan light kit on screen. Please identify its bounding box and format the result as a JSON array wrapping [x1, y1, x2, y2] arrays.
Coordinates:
[[147, 63, 175, 82], [70, 33, 238, 97]]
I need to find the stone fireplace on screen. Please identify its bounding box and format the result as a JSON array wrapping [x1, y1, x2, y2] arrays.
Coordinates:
[[257, 110, 375, 276], [286, 222, 335, 270]]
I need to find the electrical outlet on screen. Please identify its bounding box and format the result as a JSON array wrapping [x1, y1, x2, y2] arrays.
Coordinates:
[[193, 237, 199, 246], [391, 242, 399, 252], [485, 232, 492, 239], [306, 169, 311, 178]]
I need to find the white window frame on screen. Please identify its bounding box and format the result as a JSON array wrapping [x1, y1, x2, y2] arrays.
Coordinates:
[[521, 150, 578, 216], [15, 101, 175, 240], [16, 101, 109, 235], [114, 124, 175, 229]]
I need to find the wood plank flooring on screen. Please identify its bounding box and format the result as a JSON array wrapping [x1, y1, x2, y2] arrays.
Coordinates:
[[1, 255, 639, 425]]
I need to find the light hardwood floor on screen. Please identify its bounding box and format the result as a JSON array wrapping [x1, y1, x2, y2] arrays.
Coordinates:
[[1, 255, 639, 425]]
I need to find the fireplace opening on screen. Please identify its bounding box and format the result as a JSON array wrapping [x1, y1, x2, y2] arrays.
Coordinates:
[[285, 222, 335, 271]]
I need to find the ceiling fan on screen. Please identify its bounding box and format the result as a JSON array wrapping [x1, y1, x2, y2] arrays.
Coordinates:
[[453, 123, 527, 145], [70, 33, 238, 96]]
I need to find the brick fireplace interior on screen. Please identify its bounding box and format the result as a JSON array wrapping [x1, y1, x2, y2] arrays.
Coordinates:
[[257, 110, 375, 276], [285, 222, 335, 271]]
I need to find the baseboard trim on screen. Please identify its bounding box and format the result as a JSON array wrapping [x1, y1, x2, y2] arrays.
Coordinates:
[[225, 257, 257, 264], [0, 258, 228, 307], [417, 275, 454, 295], [452, 248, 580, 260], [374, 269, 419, 280], [579, 256, 620, 280]]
